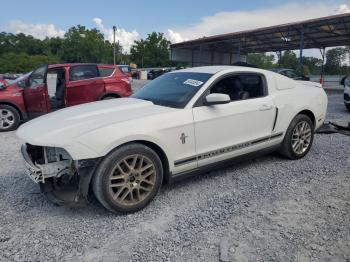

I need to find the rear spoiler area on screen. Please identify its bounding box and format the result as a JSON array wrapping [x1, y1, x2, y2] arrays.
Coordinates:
[[300, 80, 322, 88]]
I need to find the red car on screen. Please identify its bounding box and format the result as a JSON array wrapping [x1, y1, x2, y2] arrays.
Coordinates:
[[0, 63, 132, 132], [0, 75, 8, 85], [118, 65, 133, 78], [0, 79, 8, 86]]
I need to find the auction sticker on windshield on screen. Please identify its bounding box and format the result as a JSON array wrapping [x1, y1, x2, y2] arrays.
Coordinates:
[[184, 79, 204, 87]]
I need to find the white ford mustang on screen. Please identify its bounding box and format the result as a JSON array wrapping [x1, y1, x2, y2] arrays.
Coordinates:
[[17, 66, 328, 213]]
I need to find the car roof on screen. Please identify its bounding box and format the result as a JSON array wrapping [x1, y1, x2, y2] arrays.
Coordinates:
[[173, 65, 270, 75], [48, 63, 116, 69]]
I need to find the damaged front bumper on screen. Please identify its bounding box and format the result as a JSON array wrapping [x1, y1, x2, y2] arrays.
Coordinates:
[[21, 144, 100, 207], [21, 144, 73, 183]]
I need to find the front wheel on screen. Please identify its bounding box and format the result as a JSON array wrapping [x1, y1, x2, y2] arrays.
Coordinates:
[[0, 104, 20, 132], [92, 143, 163, 213], [278, 114, 314, 160]]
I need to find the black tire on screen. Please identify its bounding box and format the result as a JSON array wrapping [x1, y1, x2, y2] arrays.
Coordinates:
[[92, 143, 163, 213], [278, 114, 314, 160], [345, 103, 350, 112], [0, 104, 20, 132]]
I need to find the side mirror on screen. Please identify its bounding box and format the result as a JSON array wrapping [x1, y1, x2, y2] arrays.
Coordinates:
[[17, 80, 27, 88], [0, 82, 6, 90], [205, 93, 231, 106]]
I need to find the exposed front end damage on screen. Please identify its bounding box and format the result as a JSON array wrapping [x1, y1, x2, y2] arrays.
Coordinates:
[[21, 144, 100, 206]]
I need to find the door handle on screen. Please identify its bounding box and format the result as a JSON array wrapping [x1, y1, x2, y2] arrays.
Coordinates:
[[259, 105, 273, 111]]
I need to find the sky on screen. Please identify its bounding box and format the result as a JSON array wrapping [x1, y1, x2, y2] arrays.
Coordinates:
[[0, 0, 349, 55]]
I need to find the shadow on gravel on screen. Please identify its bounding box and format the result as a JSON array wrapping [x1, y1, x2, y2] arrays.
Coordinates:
[[164, 153, 277, 191]]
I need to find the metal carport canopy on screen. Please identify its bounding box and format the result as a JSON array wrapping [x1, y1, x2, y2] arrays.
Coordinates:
[[170, 13, 350, 65]]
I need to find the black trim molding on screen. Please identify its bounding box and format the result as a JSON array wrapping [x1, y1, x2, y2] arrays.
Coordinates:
[[174, 132, 283, 167], [169, 144, 280, 184]]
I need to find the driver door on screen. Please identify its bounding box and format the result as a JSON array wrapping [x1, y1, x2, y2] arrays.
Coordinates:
[[23, 65, 50, 118], [192, 73, 276, 167]]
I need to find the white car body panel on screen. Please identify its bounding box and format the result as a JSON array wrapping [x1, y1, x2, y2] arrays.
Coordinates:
[[298, 80, 322, 88], [17, 66, 328, 176], [192, 96, 277, 167]]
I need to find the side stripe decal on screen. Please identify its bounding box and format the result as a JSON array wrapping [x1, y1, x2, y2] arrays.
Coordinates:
[[174, 132, 283, 167]]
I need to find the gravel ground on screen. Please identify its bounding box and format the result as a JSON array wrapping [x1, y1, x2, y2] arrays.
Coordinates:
[[0, 87, 349, 261]]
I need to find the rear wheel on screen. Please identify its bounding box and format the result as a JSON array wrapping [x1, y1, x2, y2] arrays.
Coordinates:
[[92, 143, 163, 213], [0, 104, 20, 132], [278, 114, 314, 159]]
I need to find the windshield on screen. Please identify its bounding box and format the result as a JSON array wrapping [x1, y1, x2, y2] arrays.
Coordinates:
[[132, 72, 212, 108]]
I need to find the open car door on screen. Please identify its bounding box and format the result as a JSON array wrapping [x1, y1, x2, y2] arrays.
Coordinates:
[[23, 65, 50, 117]]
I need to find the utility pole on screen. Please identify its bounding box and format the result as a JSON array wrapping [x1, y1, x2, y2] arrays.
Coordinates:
[[113, 26, 116, 65], [299, 29, 304, 74], [117, 39, 120, 64], [320, 47, 326, 85]]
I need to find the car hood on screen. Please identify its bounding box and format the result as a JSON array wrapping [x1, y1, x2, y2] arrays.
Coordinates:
[[17, 98, 175, 146]]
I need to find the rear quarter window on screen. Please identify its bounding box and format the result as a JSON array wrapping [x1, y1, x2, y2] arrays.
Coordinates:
[[119, 66, 131, 74], [99, 67, 115, 77]]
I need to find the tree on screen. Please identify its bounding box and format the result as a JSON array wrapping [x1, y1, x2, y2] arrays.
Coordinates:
[[0, 27, 126, 73], [247, 53, 275, 69], [60, 25, 121, 64], [0, 32, 44, 56], [42, 37, 64, 58], [302, 57, 323, 75], [279, 50, 299, 70], [324, 47, 347, 75], [130, 32, 170, 68], [0, 52, 59, 73]]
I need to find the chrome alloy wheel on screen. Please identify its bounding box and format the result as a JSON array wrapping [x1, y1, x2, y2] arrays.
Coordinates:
[[0, 109, 15, 130], [108, 154, 156, 206], [291, 121, 312, 155]]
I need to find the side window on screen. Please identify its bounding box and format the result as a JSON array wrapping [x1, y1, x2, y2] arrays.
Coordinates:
[[99, 67, 115, 77], [210, 74, 266, 101], [28, 65, 47, 88], [69, 65, 99, 81]]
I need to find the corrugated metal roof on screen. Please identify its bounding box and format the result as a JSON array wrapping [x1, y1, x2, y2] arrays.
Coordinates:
[[170, 13, 350, 53]]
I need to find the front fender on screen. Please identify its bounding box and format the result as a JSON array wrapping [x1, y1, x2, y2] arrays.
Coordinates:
[[78, 134, 171, 162], [0, 99, 27, 120]]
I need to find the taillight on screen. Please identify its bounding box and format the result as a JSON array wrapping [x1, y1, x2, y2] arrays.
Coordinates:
[[121, 77, 131, 85]]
